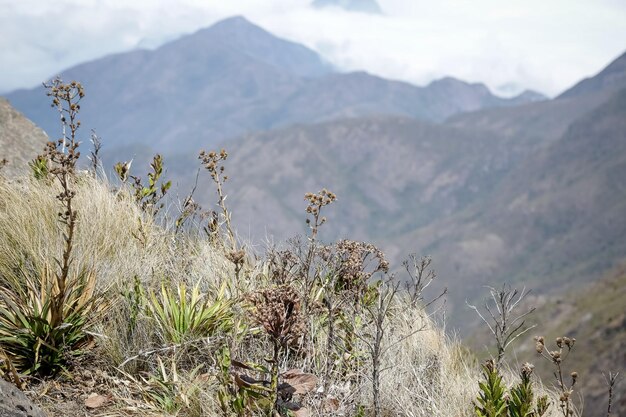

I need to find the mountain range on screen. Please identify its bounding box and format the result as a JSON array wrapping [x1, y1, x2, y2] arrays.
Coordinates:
[[0, 97, 48, 177], [5, 17, 543, 158], [2, 16, 626, 417]]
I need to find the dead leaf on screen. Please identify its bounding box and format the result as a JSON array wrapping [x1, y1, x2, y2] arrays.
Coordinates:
[[231, 359, 254, 370], [323, 397, 340, 411], [85, 393, 110, 409], [196, 372, 211, 382], [281, 369, 318, 395]]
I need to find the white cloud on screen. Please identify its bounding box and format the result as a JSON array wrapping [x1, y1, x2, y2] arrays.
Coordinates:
[[1, 0, 625, 96]]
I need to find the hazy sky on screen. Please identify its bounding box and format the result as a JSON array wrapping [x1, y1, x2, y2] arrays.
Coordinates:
[[1, 0, 625, 96]]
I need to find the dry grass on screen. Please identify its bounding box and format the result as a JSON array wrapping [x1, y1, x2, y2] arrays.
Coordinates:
[[0, 174, 573, 417]]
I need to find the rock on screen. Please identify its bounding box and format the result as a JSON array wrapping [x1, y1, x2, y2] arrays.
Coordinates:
[[0, 379, 47, 417]]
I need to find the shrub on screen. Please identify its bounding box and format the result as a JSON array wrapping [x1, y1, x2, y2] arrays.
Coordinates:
[[147, 282, 233, 345], [0, 263, 103, 375]]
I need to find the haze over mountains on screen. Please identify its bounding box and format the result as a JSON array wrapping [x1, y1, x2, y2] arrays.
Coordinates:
[[3, 17, 625, 328], [312, 0, 383, 14], [5, 17, 544, 157]]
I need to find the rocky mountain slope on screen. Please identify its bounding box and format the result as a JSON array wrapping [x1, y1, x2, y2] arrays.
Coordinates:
[[0, 98, 48, 177], [468, 264, 626, 417]]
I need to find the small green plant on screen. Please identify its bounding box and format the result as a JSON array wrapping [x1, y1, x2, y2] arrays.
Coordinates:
[[508, 363, 550, 417], [474, 359, 550, 417], [0, 264, 102, 375], [114, 154, 172, 215], [475, 359, 508, 417], [128, 355, 204, 414], [147, 282, 233, 344], [29, 155, 49, 180], [120, 275, 144, 340]]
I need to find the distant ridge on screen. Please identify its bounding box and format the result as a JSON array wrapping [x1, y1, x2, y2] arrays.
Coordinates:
[[509, 89, 547, 103], [312, 0, 383, 14], [559, 51, 626, 98], [5, 16, 536, 155]]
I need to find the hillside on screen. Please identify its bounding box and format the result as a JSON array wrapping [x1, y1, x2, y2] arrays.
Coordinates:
[[114, 77, 626, 333], [559, 51, 626, 99], [0, 98, 48, 177], [468, 265, 626, 417], [530, 265, 626, 416], [5, 17, 539, 155]]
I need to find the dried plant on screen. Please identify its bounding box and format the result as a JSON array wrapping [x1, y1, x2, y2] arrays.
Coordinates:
[[318, 240, 388, 389], [199, 149, 236, 249], [332, 239, 389, 305], [42, 79, 82, 336], [88, 129, 102, 178], [535, 336, 578, 416], [265, 247, 300, 286], [174, 169, 203, 234], [0, 79, 108, 377], [247, 285, 307, 411], [403, 254, 446, 307], [468, 285, 536, 365], [358, 275, 401, 417], [301, 189, 337, 312], [304, 188, 337, 245], [603, 371, 621, 417]]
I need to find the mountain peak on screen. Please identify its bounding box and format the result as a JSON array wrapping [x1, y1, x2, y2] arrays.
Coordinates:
[[165, 16, 332, 78], [205, 15, 261, 34], [312, 0, 383, 14]]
